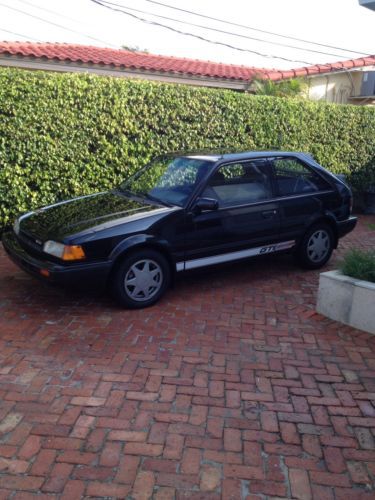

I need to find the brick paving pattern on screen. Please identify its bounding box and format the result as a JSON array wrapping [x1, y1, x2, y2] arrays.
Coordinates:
[[0, 215, 374, 499]]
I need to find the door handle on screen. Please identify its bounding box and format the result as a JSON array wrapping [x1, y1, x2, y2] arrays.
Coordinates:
[[262, 209, 277, 219]]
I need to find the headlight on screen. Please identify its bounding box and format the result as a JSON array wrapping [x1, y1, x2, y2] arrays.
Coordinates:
[[43, 241, 86, 261], [13, 219, 20, 236]]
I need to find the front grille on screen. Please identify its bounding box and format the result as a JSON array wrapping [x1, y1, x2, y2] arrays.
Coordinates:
[[17, 230, 44, 257]]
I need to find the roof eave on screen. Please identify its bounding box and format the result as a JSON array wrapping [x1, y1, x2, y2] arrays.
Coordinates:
[[0, 54, 251, 90]]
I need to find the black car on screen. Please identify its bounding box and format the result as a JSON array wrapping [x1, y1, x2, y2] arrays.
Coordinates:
[[2, 151, 357, 308]]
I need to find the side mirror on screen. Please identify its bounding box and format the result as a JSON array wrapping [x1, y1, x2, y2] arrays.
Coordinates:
[[193, 197, 219, 213]]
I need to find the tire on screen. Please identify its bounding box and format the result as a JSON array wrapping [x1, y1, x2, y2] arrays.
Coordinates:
[[297, 224, 334, 269], [111, 249, 170, 309]]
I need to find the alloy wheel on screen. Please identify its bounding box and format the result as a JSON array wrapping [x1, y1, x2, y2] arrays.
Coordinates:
[[307, 229, 330, 263], [124, 259, 163, 302]]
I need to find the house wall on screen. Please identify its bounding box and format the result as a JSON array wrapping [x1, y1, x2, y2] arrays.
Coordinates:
[[307, 70, 375, 105]]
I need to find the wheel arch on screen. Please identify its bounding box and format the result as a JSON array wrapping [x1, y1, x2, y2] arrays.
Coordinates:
[[300, 214, 339, 249], [107, 235, 176, 285]]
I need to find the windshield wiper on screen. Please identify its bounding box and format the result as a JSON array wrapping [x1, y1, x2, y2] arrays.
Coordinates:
[[117, 187, 134, 196], [141, 192, 172, 207], [115, 188, 147, 203], [116, 187, 173, 207]]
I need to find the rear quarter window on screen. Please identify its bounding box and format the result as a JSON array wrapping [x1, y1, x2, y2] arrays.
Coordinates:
[[271, 157, 332, 196]]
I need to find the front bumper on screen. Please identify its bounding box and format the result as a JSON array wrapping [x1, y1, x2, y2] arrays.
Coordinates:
[[2, 231, 112, 287], [337, 216, 357, 239]]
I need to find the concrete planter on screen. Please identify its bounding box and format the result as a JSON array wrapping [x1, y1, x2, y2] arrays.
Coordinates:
[[317, 270, 375, 334]]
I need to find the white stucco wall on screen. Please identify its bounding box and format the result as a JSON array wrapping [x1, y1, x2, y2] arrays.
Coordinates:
[[307, 70, 375, 105]]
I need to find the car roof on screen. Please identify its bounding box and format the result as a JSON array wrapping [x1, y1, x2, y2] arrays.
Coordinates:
[[170, 150, 311, 162]]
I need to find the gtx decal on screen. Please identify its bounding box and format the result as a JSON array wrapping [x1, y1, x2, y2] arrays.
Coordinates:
[[176, 240, 295, 271]]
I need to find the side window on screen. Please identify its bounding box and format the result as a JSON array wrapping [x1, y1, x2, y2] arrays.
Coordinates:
[[202, 160, 272, 207], [272, 157, 332, 196]]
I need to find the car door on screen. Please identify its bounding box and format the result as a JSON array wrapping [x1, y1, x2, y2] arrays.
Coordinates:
[[181, 158, 283, 270], [269, 156, 338, 242]]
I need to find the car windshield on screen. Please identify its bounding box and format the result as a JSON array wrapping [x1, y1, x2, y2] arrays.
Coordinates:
[[119, 156, 214, 207]]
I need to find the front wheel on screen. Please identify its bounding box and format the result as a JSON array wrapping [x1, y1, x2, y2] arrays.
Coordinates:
[[297, 224, 334, 269], [111, 249, 170, 309]]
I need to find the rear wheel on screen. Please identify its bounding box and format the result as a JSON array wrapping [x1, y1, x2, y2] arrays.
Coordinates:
[[297, 224, 334, 269], [111, 249, 170, 308]]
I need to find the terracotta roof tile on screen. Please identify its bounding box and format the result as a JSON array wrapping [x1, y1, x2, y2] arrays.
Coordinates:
[[0, 41, 374, 82]]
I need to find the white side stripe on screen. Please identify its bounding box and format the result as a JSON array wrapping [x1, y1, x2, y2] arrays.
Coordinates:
[[176, 240, 295, 272]]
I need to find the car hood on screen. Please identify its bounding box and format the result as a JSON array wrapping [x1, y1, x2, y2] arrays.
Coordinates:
[[19, 191, 168, 241]]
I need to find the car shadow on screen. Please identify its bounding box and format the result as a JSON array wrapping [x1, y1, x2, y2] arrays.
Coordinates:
[[1, 250, 328, 316]]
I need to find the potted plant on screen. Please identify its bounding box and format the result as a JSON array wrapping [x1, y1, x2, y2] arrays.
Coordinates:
[[316, 249, 375, 334]]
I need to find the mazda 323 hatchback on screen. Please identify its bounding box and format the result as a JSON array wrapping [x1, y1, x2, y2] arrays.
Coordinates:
[[2, 151, 357, 308]]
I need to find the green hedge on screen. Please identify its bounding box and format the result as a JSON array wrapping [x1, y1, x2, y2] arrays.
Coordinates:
[[0, 67, 374, 230]]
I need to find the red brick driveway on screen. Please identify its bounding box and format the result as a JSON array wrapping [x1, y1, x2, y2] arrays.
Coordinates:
[[0, 216, 374, 499]]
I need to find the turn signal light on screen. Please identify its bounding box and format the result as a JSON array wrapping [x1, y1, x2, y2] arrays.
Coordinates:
[[62, 245, 86, 261]]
